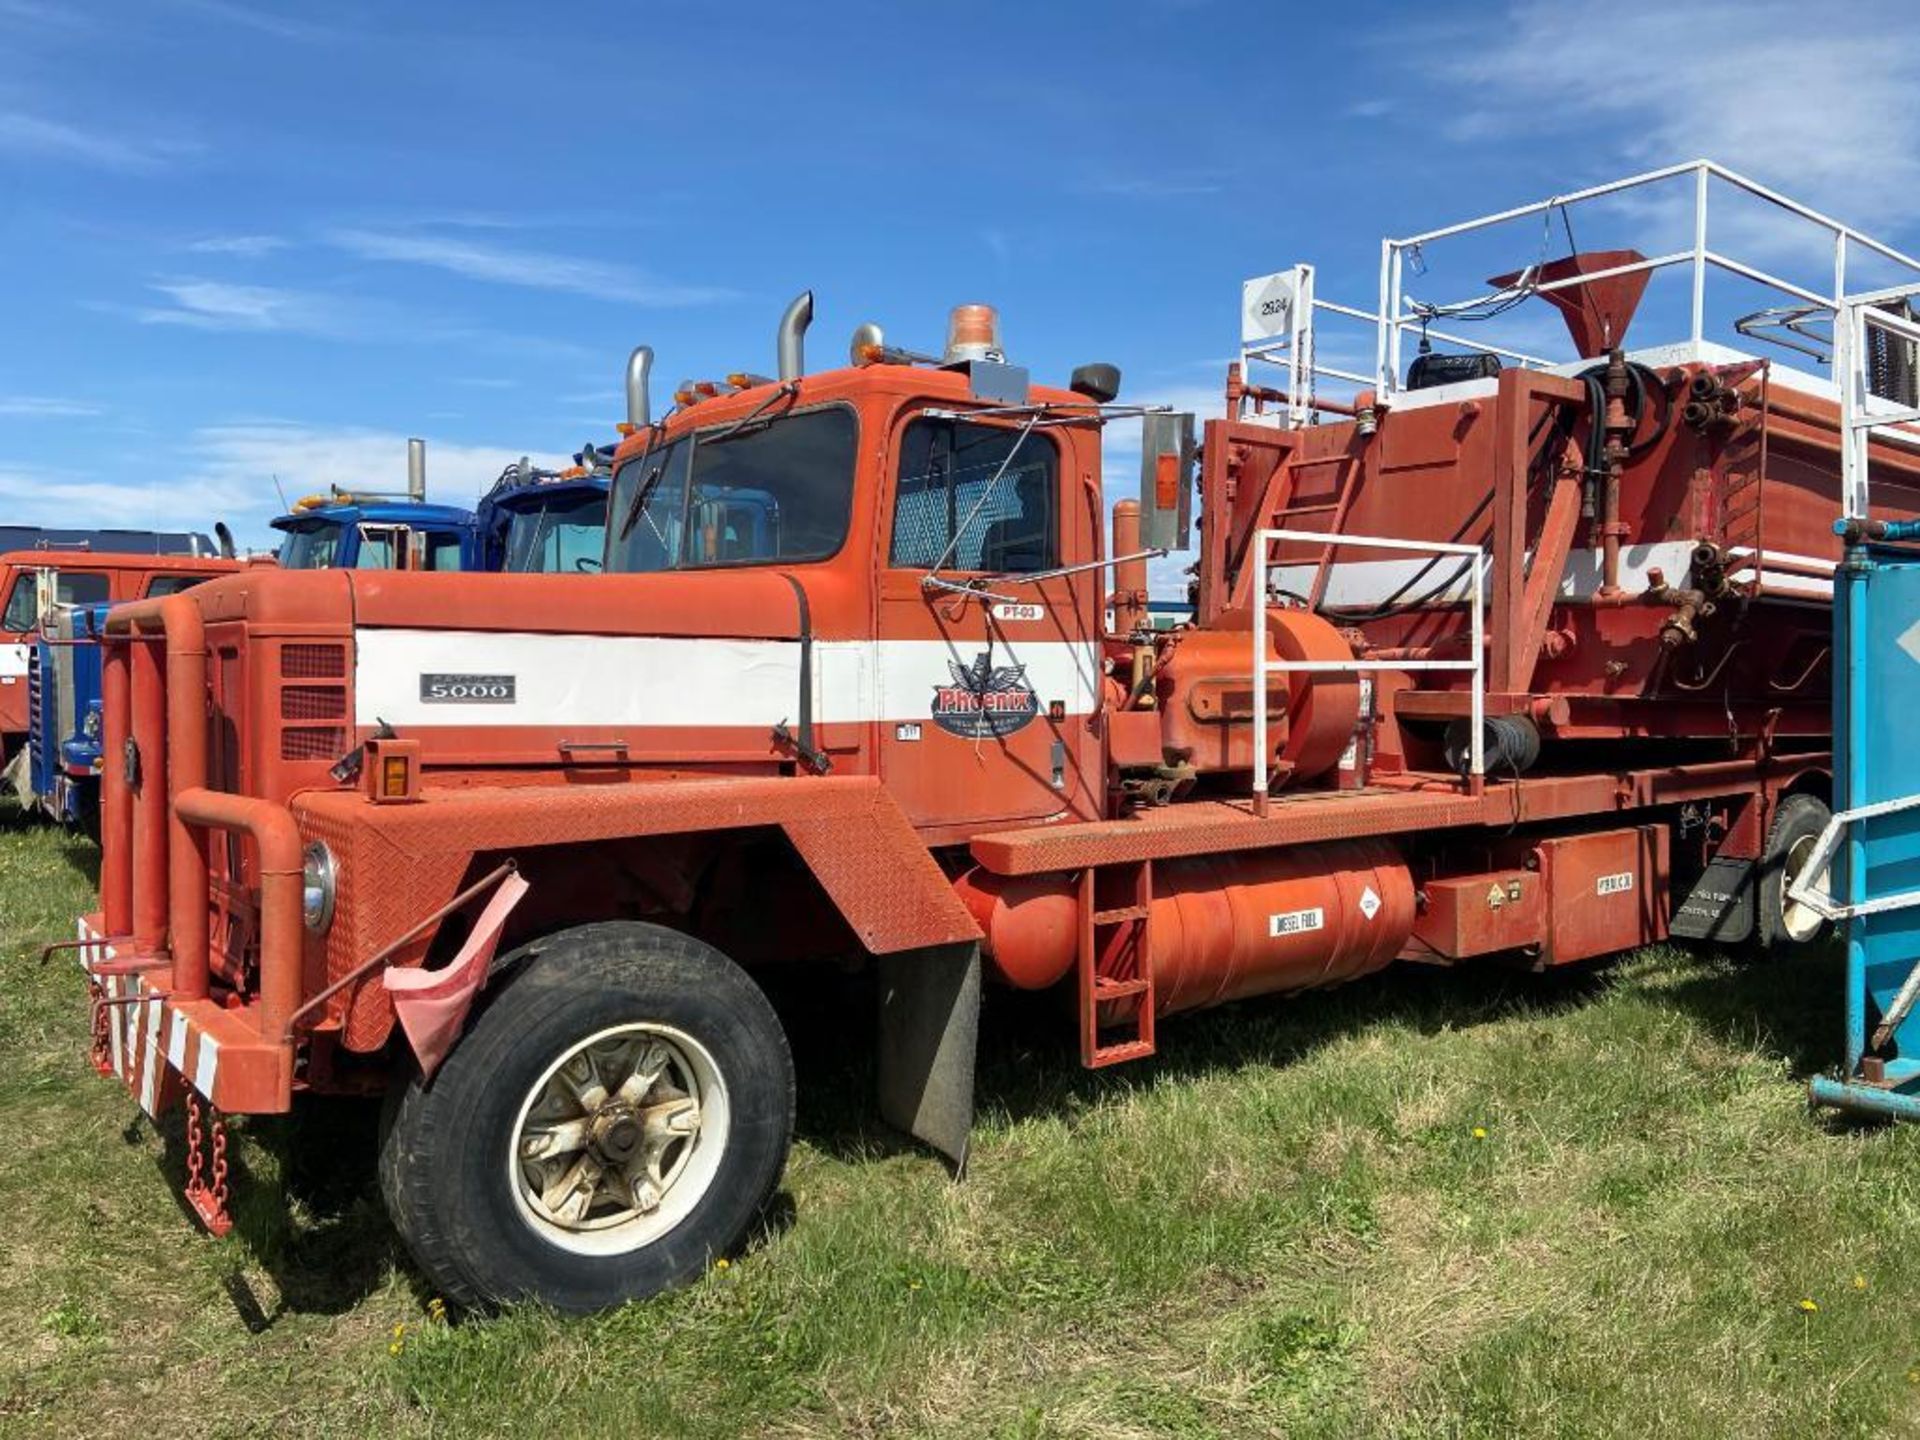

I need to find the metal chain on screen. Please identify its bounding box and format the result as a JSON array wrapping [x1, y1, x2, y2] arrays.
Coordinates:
[[88, 987, 111, 1076], [185, 1091, 204, 1195], [209, 1111, 229, 1220]]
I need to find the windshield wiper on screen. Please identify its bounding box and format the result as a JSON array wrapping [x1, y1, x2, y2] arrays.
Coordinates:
[[920, 410, 1042, 594], [706, 382, 798, 446], [615, 440, 670, 542]]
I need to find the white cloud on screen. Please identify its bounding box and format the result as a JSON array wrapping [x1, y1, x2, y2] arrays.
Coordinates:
[[138, 279, 342, 333], [0, 110, 192, 172], [1084, 176, 1224, 199], [0, 395, 102, 418], [1428, 0, 1920, 231], [185, 234, 287, 257], [0, 468, 182, 529], [328, 228, 735, 306], [180, 423, 572, 546], [165, 0, 336, 42]]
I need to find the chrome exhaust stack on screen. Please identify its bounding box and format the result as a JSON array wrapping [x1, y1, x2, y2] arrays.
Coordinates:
[[406, 438, 426, 502], [777, 291, 814, 381], [625, 345, 654, 429]]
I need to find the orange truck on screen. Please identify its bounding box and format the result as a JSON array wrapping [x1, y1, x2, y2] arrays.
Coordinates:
[[73, 164, 1920, 1313], [0, 548, 240, 763]]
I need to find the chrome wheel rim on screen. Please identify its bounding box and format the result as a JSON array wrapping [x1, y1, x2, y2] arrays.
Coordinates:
[[1781, 832, 1829, 944], [508, 1022, 730, 1256]]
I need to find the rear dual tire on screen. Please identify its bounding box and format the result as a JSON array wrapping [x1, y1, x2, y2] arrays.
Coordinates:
[[378, 921, 794, 1314]]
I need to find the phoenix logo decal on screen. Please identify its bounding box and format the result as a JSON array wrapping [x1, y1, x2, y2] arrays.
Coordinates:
[[931, 652, 1040, 739]]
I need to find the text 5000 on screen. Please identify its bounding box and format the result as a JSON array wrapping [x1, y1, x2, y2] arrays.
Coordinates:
[[420, 673, 516, 703]]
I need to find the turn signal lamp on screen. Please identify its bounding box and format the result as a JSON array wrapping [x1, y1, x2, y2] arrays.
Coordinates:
[[944, 303, 1002, 363], [363, 736, 421, 803]]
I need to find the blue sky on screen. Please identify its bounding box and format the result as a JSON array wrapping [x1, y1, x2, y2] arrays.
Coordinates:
[[3, 0, 1918, 550]]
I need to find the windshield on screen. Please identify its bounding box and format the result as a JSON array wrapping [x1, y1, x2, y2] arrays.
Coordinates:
[[277, 521, 342, 569], [606, 406, 856, 573], [503, 491, 608, 573]]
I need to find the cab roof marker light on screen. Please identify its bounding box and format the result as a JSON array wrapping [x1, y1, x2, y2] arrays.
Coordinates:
[[726, 372, 775, 390], [673, 379, 699, 407], [944, 303, 1002, 364]]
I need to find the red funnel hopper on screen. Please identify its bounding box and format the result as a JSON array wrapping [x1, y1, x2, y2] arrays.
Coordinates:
[[1490, 249, 1649, 358]]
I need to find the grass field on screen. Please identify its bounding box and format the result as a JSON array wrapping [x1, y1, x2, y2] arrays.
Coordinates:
[[5, 813, 1920, 1439]]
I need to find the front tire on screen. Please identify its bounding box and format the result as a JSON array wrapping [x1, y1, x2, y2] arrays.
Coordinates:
[[378, 921, 794, 1314], [1752, 793, 1833, 956]]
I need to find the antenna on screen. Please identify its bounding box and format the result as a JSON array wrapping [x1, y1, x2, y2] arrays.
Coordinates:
[[271, 472, 289, 511]]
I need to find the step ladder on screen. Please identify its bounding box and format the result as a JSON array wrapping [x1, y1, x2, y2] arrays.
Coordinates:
[[1077, 861, 1157, 1068]]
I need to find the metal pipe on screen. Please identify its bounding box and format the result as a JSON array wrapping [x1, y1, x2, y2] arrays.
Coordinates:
[[625, 345, 654, 429], [776, 291, 814, 381], [128, 637, 167, 956], [407, 438, 426, 502], [1599, 350, 1630, 597], [100, 642, 131, 937], [160, 596, 209, 1002], [1110, 499, 1148, 637], [174, 787, 303, 1043], [1241, 383, 1361, 418]]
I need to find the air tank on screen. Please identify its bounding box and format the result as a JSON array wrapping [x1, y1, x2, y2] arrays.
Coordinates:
[[954, 838, 1415, 1015]]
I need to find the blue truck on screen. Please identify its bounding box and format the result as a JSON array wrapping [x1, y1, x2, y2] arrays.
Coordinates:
[[475, 443, 615, 574], [26, 601, 110, 832], [273, 440, 481, 570]]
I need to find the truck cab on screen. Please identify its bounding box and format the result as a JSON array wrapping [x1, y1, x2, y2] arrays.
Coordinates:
[[0, 548, 236, 761], [476, 445, 615, 574], [272, 498, 480, 572]]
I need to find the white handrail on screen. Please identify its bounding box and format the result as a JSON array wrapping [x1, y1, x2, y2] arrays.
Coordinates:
[[1837, 283, 1920, 521], [1368, 159, 1920, 395], [1251, 528, 1487, 804]]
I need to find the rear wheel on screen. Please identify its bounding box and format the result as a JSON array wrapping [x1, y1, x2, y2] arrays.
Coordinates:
[[1752, 793, 1833, 955], [378, 921, 794, 1314]]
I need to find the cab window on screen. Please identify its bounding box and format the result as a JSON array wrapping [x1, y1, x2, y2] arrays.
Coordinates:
[[355, 527, 401, 569], [421, 532, 466, 572], [890, 417, 1058, 573], [145, 574, 218, 598], [606, 406, 857, 572], [1, 570, 108, 631]]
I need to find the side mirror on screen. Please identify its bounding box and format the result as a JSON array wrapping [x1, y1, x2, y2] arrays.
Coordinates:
[[1138, 412, 1195, 550]]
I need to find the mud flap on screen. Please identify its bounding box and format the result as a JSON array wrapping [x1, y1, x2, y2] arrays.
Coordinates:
[[876, 941, 980, 1176], [1671, 855, 1756, 944]]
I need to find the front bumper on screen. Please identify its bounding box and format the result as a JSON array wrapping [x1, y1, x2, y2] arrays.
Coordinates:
[[79, 914, 294, 1117]]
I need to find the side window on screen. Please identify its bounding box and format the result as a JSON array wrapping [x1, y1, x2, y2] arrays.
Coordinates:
[[57, 573, 108, 605], [145, 574, 215, 598], [355, 528, 401, 569], [0, 570, 107, 631], [889, 418, 1058, 573], [421, 532, 466, 572], [0, 576, 32, 631]]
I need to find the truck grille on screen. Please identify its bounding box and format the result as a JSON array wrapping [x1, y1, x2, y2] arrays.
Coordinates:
[[278, 644, 349, 764]]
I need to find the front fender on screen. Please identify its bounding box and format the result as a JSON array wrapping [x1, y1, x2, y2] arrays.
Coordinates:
[[293, 775, 980, 1049]]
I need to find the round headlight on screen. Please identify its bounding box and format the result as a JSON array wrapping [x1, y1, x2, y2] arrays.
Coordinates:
[[302, 841, 337, 933]]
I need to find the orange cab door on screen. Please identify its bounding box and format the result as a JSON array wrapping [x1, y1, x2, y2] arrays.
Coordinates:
[[874, 410, 1104, 838]]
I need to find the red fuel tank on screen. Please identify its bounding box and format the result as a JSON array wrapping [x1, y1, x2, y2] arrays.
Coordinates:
[[954, 838, 1415, 1013]]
